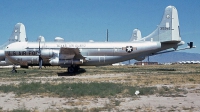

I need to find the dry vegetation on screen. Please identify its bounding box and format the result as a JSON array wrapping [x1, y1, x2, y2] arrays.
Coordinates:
[[0, 64, 200, 111]]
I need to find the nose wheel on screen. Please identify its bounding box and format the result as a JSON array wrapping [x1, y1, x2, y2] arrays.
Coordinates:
[[12, 65, 17, 73]]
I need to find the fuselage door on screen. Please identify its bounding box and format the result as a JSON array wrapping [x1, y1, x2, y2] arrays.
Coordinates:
[[99, 56, 105, 63]]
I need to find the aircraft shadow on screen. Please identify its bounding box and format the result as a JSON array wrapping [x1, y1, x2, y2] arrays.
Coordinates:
[[57, 68, 86, 76]]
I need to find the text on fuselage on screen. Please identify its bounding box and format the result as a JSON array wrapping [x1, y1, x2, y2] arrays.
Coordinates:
[[57, 44, 86, 48], [6, 51, 39, 56]]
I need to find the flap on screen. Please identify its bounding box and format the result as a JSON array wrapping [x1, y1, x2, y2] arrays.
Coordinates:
[[59, 47, 85, 59]]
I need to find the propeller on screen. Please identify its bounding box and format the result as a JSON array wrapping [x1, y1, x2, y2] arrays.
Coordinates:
[[38, 41, 43, 69]]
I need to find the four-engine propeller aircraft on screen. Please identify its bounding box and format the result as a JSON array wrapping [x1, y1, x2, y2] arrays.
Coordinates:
[[4, 6, 195, 73]]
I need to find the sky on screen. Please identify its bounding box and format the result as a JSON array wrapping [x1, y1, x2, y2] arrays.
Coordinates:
[[0, 0, 199, 53]]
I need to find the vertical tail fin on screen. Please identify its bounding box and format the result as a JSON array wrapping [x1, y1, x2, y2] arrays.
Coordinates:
[[144, 6, 181, 43], [9, 23, 27, 43], [130, 29, 142, 41]]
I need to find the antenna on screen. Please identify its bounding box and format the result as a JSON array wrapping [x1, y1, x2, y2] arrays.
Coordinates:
[[106, 29, 108, 42]]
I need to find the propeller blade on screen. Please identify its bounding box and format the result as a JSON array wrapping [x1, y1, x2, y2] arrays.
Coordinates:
[[39, 56, 42, 69], [38, 41, 42, 69]]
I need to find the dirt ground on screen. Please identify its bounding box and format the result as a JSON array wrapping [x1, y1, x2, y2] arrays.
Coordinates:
[[1, 91, 200, 111]]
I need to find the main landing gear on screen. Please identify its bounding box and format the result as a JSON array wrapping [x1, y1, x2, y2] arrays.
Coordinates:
[[67, 65, 80, 73]]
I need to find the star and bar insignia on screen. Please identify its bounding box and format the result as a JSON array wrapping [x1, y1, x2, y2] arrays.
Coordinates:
[[126, 46, 133, 53], [122, 46, 137, 53]]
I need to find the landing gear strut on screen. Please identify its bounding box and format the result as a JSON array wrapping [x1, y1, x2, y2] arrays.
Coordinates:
[[12, 65, 17, 73], [67, 65, 80, 73]]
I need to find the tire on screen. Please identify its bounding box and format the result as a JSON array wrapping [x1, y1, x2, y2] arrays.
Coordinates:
[[68, 67, 75, 73]]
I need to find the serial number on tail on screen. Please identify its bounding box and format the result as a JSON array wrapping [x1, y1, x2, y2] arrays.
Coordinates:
[[160, 27, 171, 30]]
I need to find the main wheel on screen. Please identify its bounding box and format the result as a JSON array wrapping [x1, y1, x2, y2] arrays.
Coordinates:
[[74, 66, 80, 72], [68, 66, 75, 73], [67, 66, 80, 73]]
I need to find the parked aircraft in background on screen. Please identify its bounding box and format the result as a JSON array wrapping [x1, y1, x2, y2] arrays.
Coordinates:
[[4, 6, 195, 73], [37, 36, 45, 42], [178, 61, 200, 64], [130, 29, 142, 41], [0, 23, 27, 66], [0, 23, 46, 68]]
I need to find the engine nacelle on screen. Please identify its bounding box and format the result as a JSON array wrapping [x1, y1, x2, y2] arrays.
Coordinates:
[[49, 58, 59, 65], [40, 49, 53, 59]]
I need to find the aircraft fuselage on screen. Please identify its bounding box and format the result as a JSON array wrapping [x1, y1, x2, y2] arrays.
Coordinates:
[[5, 41, 162, 67]]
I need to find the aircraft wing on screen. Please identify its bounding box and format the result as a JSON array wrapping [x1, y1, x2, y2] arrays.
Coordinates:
[[59, 47, 85, 60]]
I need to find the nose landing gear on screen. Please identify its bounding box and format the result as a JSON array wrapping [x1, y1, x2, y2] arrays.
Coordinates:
[[12, 65, 17, 73]]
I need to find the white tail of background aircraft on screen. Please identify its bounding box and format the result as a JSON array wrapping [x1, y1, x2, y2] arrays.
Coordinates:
[[0, 23, 27, 49], [37, 36, 45, 42], [130, 29, 142, 41], [9, 23, 27, 43], [0, 23, 27, 65]]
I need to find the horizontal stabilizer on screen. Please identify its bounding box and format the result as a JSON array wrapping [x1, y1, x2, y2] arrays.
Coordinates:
[[152, 42, 196, 55]]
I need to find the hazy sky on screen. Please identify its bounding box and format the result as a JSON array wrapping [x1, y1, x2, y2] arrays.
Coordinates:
[[0, 0, 199, 53]]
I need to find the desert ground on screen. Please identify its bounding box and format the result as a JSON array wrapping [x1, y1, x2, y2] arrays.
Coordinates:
[[0, 64, 200, 112]]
